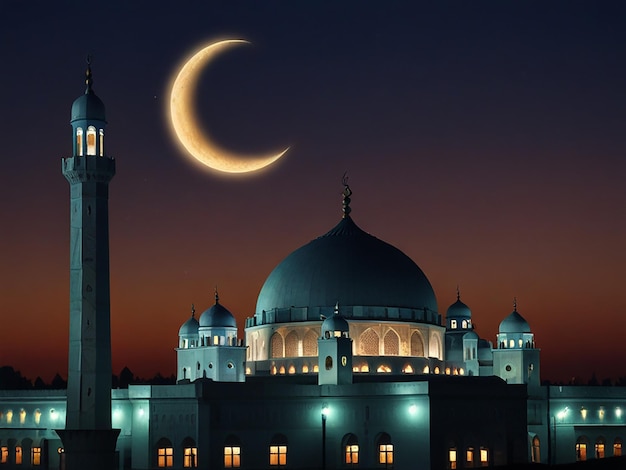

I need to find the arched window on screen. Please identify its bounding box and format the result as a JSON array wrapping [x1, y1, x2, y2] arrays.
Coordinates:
[[479, 447, 489, 467], [76, 128, 83, 156], [15, 446, 22, 465], [342, 434, 359, 465], [224, 435, 241, 468], [99, 129, 104, 156], [465, 447, 474, 467], [271, 333, 284, 358], [0, 447, 6, 464], [595, 437, 605, 459], [86, 126, 97, 155], [383, 329, 399, 356], [269, 434, 287, 467], [449, 446, 458, 469], [531, 436, 540, 463], [613, 438, 622, 456], [303, 330, 318, 356], [181, 437, 197, 468], [156, 438, 174, 468], [462, 320, 468, 329], [31, 447, 41, 466], [410, 332, 424, 356], [376, 433, 393, 466], [576, 437, 588, 461], [285, 331, 298, 357], [360, 329, 379, 355], [450, 319, 457, 329]]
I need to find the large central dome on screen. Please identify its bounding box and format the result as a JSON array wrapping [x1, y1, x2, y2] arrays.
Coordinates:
[[255, 215, 438, 316]]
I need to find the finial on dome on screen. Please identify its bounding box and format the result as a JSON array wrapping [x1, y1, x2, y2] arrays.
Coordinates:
[[456, 285, 460, 301], [214, 286, 219, 304], [191, 303, 196, 318], [334, 301, 340, 315], [85, 54, 94, 94], [341, 172, 352, 219], [513, 297, 517, 312]]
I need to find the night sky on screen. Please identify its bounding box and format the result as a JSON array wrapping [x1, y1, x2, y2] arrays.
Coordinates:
[[0, 1, 624, 383]]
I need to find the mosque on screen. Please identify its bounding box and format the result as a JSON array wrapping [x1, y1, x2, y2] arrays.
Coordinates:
[[0, 67, 625, 470]]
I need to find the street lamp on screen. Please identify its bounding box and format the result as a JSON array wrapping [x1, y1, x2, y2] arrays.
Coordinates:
[[321, 405, 329, 470]]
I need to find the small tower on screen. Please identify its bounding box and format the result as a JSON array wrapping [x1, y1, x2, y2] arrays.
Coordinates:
[[444, 289, 479, 376], [318, 303, 353, 385], [493, 299, 541, 390], [57, 59, 119, 470], [177, 289, 246, 382]]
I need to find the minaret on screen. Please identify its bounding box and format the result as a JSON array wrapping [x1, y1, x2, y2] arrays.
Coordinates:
[[56, 58, 119, 470]]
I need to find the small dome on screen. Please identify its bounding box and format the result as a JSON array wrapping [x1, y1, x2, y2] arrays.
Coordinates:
[[321, 314, 349, 336], [499, 309, 531, 334], [179, 315, 199, 336], [463, 331, 479, 341], [71, 90, 106, 122], [199, 295, 237, 328], [446, 298, 471, 319]]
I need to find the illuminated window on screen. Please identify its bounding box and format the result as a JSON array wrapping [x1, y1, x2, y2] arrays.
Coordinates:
[[445, 368, 451, 375], [6, 410, 13, 424], [423, 365, 430, 374], [462, 320, 467, 329], [518, 339, 523, 347], [459, 368, 465, 375], [31, 448, 41, 466], [576, 442, 587, 461], [269, 446, 287, 466], [99, 129, 104, 156], [288, 365, 296, 374], [449, 448, 457, 469], [599, 408, 605, 420], [451, 320, 457, 329], [581, 408, 587, 419], [76, 128, 83, 156], [157, 447, 173, 467], [270, 366, 277, 375], [434, 366, 440, 374], [183, 447, 197, 467], [376, 365, 391, 373], [0, 447, 7, 464], [302, 365, 309, 373], [313, 365, 319, 373], [360, 364, 369, 373], [509, 339, 514, 348], [345, 444, 359, 464], [19, 409, 26, 424], [377, 433, 393, 465], [269, 435, 287, 467], [15, 446, 22, 465], [344, 434, 359, 465], [278, 366, 286, 375], [86, 126, 97, 155], [613, 439, 622, 456], [595, 441, 605, 459], [466, 447, 474, 467], [224, 446, 240, 468], [531, 436, 541, 463], [403, 365, 413, 374], [480, 447, 489, 467]]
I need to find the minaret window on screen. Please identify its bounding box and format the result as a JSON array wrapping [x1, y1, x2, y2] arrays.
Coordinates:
[[451, 319, 457, 329], [86, 126, 97, 155], [480, 447, 489, 466], [449, 447, 458, 469], [465, 447, 474, 467], [99, 129, 105, 156], [76, 128, 83, 156], [462, 320, 467, 329]]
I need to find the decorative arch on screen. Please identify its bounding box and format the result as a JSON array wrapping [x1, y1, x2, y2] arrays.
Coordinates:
[[383, 329, 399, 356], [341, 433, 359, 465], [76, 127, 83, 156], [303, 330, 318, 356], [410, 331, 424, 356], [86, 126, 97, 155], [359, 329, 380, 356], [285, 331, 298, 357], [429, 334, 441, 359], [270, 333, 284, 358]]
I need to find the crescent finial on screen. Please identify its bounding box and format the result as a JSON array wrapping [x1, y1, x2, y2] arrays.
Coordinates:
[[191, 303, 196, 318], [214, 285, 219, 304], [513, 297, 517, 312], [84, 54, 94, 94]]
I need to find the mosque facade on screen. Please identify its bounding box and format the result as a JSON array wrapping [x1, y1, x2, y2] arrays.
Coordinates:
[[1, 68, 625, 470]]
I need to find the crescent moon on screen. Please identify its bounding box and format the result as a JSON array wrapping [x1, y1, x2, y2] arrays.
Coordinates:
[[169, 39, 289, 174]]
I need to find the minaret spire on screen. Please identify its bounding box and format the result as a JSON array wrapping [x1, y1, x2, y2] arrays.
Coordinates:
[[214, 285, 220, 304], [341, 172, 352, 219], [513, 297, 518, 312], [85, 54, 94, 94]]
